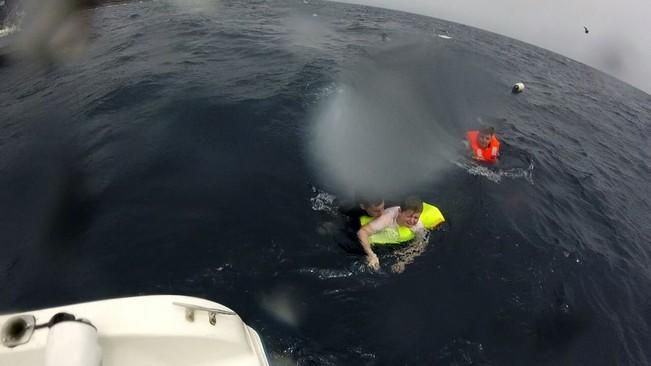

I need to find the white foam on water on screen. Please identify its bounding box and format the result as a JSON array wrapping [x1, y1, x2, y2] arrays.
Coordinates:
[[454, 159, 534, 184], [298, 267, 355, 280], [310, 186, 338, 214]]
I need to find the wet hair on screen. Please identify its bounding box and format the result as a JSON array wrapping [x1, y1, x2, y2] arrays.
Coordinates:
[[360, 196, 384, 208], [479, 126, 495, 137], [400, 196, 423, 213]]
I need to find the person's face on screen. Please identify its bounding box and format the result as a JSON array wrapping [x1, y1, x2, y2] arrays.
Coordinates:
[[363, 202, 385, 218], [478, 133, 492, 148], [397, 209, 421, 227]]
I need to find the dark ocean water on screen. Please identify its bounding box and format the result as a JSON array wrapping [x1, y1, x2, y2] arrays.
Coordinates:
[[1, 1, 651, 365]]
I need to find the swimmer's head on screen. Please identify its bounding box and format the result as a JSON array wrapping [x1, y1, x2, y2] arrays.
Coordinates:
[[360, 197, 385, 218], [397, 196, 423, 227], [478, 126, 495, 149]]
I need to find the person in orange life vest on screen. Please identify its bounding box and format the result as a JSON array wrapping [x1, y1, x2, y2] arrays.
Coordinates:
[[466, 126, 500, 163]]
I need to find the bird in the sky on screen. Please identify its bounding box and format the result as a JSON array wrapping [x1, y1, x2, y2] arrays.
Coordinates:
[[584, 26, 589, 34]]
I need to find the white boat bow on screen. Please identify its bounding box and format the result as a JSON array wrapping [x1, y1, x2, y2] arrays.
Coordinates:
[[0, 295, 270, 366]]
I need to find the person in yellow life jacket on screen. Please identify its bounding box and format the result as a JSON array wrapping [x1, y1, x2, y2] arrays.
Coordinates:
[[466, 126, 500, 164], [357, 196, 445, 271]]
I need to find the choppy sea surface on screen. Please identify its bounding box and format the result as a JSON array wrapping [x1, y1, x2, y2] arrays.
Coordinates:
[[1, 1, 651, 365]]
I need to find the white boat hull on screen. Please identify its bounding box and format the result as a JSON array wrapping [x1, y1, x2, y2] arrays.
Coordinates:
[[0, 295, 269, 366]]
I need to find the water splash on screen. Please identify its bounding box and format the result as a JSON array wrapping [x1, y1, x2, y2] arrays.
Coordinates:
[[454, 158, 534, 184], [310, 186, 338, 214], [298, 267, 355, 280]]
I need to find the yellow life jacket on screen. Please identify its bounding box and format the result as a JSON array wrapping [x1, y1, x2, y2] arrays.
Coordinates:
[[359, 202, 445, 245]]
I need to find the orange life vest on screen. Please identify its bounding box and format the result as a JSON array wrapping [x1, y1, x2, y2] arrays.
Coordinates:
[[466, 130, 500, 163]]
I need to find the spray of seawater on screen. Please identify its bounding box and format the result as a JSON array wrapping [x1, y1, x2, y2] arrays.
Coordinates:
[[308, 41, 512, 199]]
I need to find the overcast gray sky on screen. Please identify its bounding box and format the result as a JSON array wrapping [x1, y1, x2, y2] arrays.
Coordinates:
[[333, 0, 651, 94]]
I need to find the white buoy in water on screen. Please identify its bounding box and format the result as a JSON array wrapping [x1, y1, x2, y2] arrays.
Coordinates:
[[512, 82, 525, 93]]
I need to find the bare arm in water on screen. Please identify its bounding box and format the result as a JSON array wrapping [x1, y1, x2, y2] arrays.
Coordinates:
[[357, 226, 379, 270], [356, 207, 398, 271]]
